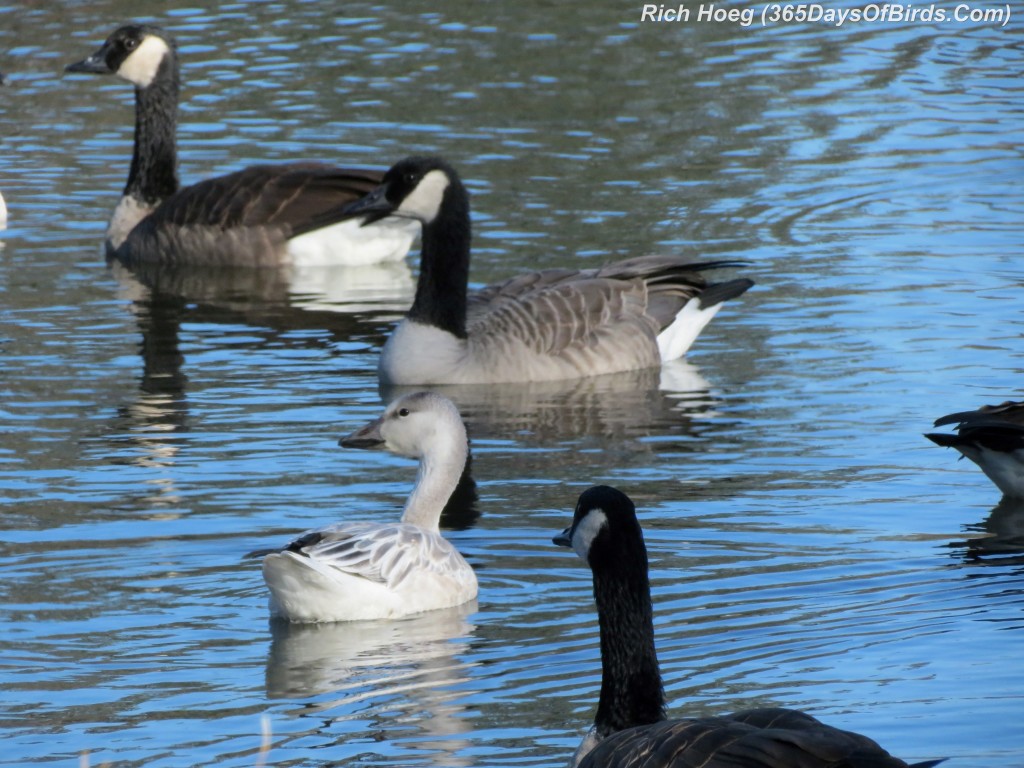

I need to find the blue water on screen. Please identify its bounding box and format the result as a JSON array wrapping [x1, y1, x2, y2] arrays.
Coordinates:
[[1, 2, 1022, 766]]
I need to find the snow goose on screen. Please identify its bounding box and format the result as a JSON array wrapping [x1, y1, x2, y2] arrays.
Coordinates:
[[254, 392, 477, 622], [343, 156, 753, 385], [65, 24, 418, 267], [554, 485, 943, 768], [926, 400, 1024, 498]]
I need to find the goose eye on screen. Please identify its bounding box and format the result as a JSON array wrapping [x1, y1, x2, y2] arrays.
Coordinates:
[[398, 408, 410, 417], [125, 38, 138, 50], [403, 172, 417, 187]]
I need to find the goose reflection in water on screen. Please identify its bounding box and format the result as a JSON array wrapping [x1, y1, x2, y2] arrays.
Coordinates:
[[950, 497, 1024, 566], [110, 258, 415, 316], [384, 357, 728, 451], [265, 601, 478, 767]]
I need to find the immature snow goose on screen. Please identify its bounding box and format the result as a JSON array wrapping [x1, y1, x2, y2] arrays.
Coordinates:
[[66, 24, 418, 267], [554, 485, 942, 768], [343, 156, 753, 385], [926, 400, 1024, 498], [252, 392, 477, 623]]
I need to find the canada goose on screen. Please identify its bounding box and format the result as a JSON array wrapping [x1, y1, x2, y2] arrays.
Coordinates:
[[343, 156, 753, 385], [926, 400, 1024, 498], [65, 24, 418, 267], [251, 392, 477, 623], [554, 485, 943, 768]]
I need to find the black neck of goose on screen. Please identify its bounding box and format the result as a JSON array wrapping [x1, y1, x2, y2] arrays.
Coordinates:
[[126, 60, 179, 206], [407, 183, 471, 339], [592, 549, 666, 737]]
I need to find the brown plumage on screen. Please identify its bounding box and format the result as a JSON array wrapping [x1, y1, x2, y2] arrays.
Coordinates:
[[66, 24, 417, 267]]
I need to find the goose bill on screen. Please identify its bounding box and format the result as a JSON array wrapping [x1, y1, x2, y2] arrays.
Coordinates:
[[65, 49, 114, 75], [344, 185, 398, 225], [338, 417, 386, 449], [553, 527, 573, 547]]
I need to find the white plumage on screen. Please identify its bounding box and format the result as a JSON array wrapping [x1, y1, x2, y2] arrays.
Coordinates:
[[256, 392, 477, 623]]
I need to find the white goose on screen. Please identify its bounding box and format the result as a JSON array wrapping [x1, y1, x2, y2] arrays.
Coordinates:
[[343, 156, 753, 385], [555, 485, 942, 768], [254, 392, 477, 623], [65, 24, 418, 267]]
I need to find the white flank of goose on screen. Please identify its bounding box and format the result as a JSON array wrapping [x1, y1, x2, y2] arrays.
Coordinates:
[[251, 392, 477, 623], [926, 399, 1024, 498], [554, 485, 943, 768], [342, 156, 754, 385], [66, 24, 418, 268]]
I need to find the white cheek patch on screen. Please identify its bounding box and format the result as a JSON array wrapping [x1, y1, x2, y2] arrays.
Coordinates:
[[397, 169, 450, 223], [571, 508, 607, 561], [117, 35, 171, 88]]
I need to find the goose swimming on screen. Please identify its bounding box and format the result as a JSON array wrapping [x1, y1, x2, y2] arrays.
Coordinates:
[[252, 392, 477, 623], [66, 24, 418, 267], [343, 156, 753, 385], [554, 485, 943, 768]]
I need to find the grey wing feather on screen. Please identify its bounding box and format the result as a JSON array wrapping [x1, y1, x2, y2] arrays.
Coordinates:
[[467, 268, 659, 360], [292, 522, 463, 589], [466, 256, 748, 352]]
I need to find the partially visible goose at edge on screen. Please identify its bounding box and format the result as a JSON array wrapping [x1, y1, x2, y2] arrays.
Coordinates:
[[65, 24, 418, 268], [343, 156, 754, 385], [249, 392, 477, 623], [554, 485, 943, 768], [0, 74, 4, 228], [926, 399, 1024, 498]]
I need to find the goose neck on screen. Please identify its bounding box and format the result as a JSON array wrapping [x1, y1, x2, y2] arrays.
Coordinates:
[[592, 565, 666, 735], [407, 190, 471, 339], [400, 429, 468, 529], [126, 73, 179, 205]]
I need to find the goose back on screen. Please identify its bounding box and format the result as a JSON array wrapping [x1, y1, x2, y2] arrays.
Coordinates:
[[119, 164, 391, 267], [379, 256, 753, 385], [581, 710, 944, 768]]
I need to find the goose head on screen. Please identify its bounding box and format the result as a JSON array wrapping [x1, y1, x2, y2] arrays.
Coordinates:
[[339, 391, 467, 462], [345, 156, 465, 226], [554, 485, 648, 570], [66, 24, 176, 89]]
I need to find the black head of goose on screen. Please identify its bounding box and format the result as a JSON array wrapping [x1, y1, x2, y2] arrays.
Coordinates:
[[554, 485, 943, 768], [926, 399, 1024, 498], [65, 24, 418, 268], [344, 156, 754, 385]]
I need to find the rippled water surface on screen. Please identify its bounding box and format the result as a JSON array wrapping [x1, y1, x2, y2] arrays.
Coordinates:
[[2, 2, 1022, 766]]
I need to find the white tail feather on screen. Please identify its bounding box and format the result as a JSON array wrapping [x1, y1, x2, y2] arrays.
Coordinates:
[[656, 298, 725, 361]]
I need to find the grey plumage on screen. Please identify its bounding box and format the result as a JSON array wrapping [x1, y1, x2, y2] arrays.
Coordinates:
[[342, 156, 753, 384]]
